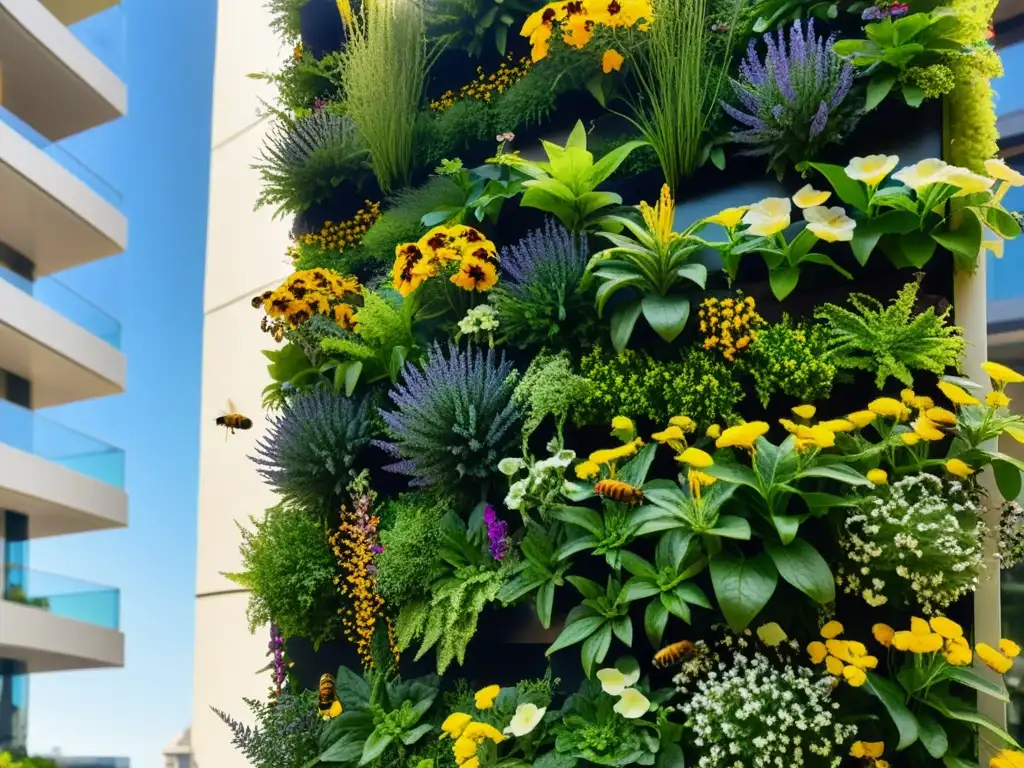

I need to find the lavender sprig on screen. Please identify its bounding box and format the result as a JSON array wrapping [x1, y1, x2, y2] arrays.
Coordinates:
[[499, 218, 588, 296], [484, 505, 510, 561]]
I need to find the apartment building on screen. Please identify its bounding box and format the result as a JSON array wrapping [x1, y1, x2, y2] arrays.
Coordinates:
[[0, 0, 128, 754]]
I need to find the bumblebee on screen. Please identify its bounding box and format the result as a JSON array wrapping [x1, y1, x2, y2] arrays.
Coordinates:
[[594, 479, 644, 506], [653, 640, 699, 669], [318, 672, 343, 719], [215, 400, 253, 435]]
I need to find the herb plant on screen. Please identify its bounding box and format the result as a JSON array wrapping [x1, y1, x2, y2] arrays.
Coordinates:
[[743, 315, 836, 406], [213, 690, 324, 768]]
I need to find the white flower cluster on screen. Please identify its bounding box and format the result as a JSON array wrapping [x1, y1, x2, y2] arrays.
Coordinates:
[[500, 443, 576, 515], [456, 304, 499, 337], [840, 473, 987, 614], [998, 500, 1024, 570], [679, 651, 856, 768]]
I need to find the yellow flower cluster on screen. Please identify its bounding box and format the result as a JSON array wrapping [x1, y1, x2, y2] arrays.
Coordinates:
[[699, 295, 763, 362], [441, 693, 506, 768], [871, 616, 1000, 668], [651, 416, 717, 498], [850, 741, 888, 768], [778, 404, 853, 453], [297, 201, 381, 252], [252, 269, 362, 332], [520, 0, 651, 70], [429, 56, 532, 113], [392, 225, 499, 297], [575, 433, 645, 480], [806, 621, 878, 687]]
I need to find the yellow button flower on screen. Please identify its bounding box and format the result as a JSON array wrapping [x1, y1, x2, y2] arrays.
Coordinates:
[[846, 154, 899, 187], [873, 623, 895, 646], [825, 655, 845, 676], [851, 741, 886, 759], [945, 458, 974, 479], [1001, 638, 1022, 658], [792, 404, 817, 419], [474, 685, 501, 710], [910, 616, 930, 636], [937, 381, 981, 406], [945, 638, 973, 666], [820, 620, 844, 639], [716, 421, 770, 449], [706, 423, 722, 439], [988, 390, 1012, 408], [742, 197, 792, 237], [792, 184, 831, 208], [925, 407, 957, 425], [901, 433, 921, 446], [807, 641, 827, 664], [930, 616, 963, 639], [804, 205, 857, 242], [892, 157, 949, 190], [986, 158, 1024, 186], [912, 416, 945, 441], [982, 361, 1024, 385], [869, 397, 911, 420], [977, 642, 1014, 674], [867, 468, 888, 485], [847, 410, 877, 428], [652, 426, 685, 443], [442, 712, 473, 739], [677, 447, 714, 468], [464, 721, 505, 743], [462, 758, 480, 768], [454, 735, 480, 762], [705, 206, 749, 230], [892, 631, 913, 651], [908, 632, 943, 654]]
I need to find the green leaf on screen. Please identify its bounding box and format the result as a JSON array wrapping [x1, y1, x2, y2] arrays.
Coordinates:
[[704, 463, 758, 489], [588, 140, 648, 188], [360, 730, 394, 765], [619, 443, 658, 487], [865, 672, 920, 750], [771, 514, 803, 545], [567, 575, 604, 600], [925, 690, 1019, 747], [581, 622, 613, 677], [620, 551, 659, 580], [401, 724, 433, 746], [916, 713, 948, 758], [902, 83, 925, 107], [657, 529, 694, 571], [612, 615, 633, 647], [993, 459, 1023, 503], [660, 591, 692, 622], [800, 464, 873, 486], [710, 147, 726, 171], [707, 515, 752, 539], [610, 299, 643, 352], [644, 600, 669, 647], [851, 210, 919, 266], [536, 581, 555, 628], [641, 294, 690, 343], [896, 228, 938, 268], [709, 551, 779, 632], [547, 615, 605, 655], [763, 539, 835, 604], [676, 263, 708, 288], [987, 206, 1023, 239], [866, 71, 897, 110], [344, 361, 362, 396], [808, 162, 871, 211], [494, 23, 508, 54], [943, 665, 1010, 701], [769, 266, 801, 300], [621, 577, 661, 603], [550, 505, 604, 537], [932, 207, 983, 261], [674, 581, 712, 608]]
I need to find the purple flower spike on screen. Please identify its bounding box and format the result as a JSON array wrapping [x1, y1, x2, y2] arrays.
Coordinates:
[[484, 505, 509, 561]]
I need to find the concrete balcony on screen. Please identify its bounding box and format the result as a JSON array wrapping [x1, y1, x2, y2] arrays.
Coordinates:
[[0, 0, 126, 140], [38, 0, 119, 26]]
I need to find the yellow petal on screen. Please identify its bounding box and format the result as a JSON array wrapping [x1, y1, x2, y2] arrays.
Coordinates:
[[820, 620, 844, 639], [678, 447, 714, 468], [945, 458, 974, 479], [983, 361, 1024, 385], [867, 468, 888, 485], [792, 404, 817, 419], [937, 381, 981, 406], [792, 184, 831, 208]]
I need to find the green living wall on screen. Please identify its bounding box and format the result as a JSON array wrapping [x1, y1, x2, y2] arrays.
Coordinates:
[[214, 0, 1024, 765]]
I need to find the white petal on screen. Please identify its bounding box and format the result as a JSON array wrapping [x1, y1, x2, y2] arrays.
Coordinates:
[[613, 688, 651, 719], [596, 668, 628, 696]]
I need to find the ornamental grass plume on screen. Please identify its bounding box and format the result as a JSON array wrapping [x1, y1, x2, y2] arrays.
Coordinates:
[[723, 19, 856, 178]]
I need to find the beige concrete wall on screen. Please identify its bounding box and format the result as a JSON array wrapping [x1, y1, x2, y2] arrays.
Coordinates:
[[191, 1, 292, 766]]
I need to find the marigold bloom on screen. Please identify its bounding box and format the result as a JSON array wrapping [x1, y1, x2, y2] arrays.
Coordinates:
[[912, 416, 945, 441], [850, 741, 885, 759], [652, 426, 685, 443], [575, 460, 600, 480], [820, 620, 844, 639], [991, 750, 1024, 768], [901, 432, 921, 446], [937, 380, 981, 406], [977, 642, 1014, 674], [706, 423, 722, 439], [454, 735, 480, 762], [670, 415, 697, 432], [602, 48, 624, 73], [819, 419, 855, 432], [988, 390, 1012, 408], [463, 720, 505, 742], [925, 407, 958, 425], [807, 641, 827, 664], [474, 685, 501, 710], [945, 638, 973, 666], [843, 665, 867, 686], [612, 416, 634, 432]]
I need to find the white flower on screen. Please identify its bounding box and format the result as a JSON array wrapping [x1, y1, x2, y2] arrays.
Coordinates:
[[504, 478, 529, 510], [986, 158, 1024, 186], [742, 197, 792, 237], [845, 155, 898, 187], [892, 158, 949, 191], [504, 702, 546, 736], [792, 184, 831, 208], [613, 688, 651, 719], [941, 165, 996, 195], [498, 457, 526, 476], [596, 665, 640, 695], [535, 449, 576, 472], [803, 205, 856, 242]]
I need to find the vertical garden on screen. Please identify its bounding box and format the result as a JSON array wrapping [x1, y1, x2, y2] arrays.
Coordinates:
[[215, 0, 1024, 765]]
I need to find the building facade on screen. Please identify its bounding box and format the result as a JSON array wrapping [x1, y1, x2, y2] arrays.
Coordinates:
[[0, 0, 128, 755], [161, 726, 191, 768]]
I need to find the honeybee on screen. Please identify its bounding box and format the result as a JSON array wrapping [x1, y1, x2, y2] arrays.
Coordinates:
[[594, 479, 644, 506], [318, 672, 343, 719], [653, 640, 699, 669], [215, 400, 253, 436]]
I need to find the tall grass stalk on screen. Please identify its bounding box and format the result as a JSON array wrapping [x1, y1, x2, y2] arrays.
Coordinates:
[[342, 0, 433, 193], [624, 0, 740, 192]]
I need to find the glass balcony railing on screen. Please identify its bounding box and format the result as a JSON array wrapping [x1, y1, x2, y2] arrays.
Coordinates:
[[3, 565, 120, 630], [0, 399, 125, 487], [0, 106, 122, 208], [68, 4, 126, 81], [0, 263, 122, 348]]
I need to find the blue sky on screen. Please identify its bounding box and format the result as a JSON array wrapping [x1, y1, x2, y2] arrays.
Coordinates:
[[24, 1, 215, 766]]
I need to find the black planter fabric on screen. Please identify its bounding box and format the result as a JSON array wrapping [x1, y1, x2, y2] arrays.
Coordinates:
[[300, 0, 345, 58]]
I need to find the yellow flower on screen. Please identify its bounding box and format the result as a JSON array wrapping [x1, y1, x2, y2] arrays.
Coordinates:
[[869, 397, 911, 420], [678, 447, 714, 468], [977, 642, 1014, 674], [1007, 427, 1024, 444], [462, 759, 480, 768], [820, 620, 844, 639], [945, 458, 974, 479], [716, 421, 770, 450], [792, 404, 816, 419], [988, 390, 1012, 408], [843, 665, 867, 686], [910, 632, 944, 654], [442, 713, 473, 739], [804, 205, 856, 242], [474, 685, 501, 710], [639, 184, 676, 246], [454, 734, 479, 762], [986, 158, 1024, 186], [792, 184, 831, 208], [451, 256, 498, 292], [912, 416, 945, 442], [982, 361, 1024, 385], [846, 154, 899, 187], [807, 640, 827, 664], [825, 655, 845, 676], [991, 750, 1024, 768], [867, 469, 888, 485], [985, 238, 1006, 258], [873, 623, 895, 646], [757, 622, 788, 646], [892, 157, 949, 191], [602, 48, 624, 73], [742, 197, 792, 237], [850, 741, 886, 759], [706, 424, 722, 439], [819, 419, 855, 432], [463, 721, 505, 743], [847, 410, 877, 428], [925, 407, 957, 425], [892, 631, 913, 651], [706, 206, 748, 230], [688, 469, 717, 498], [910, 616, 930, 636], [930, 616, 963, 639], [575, 461, 600, 480], [1001, 638, 1022, 658], [901, 433, 921, 446], [670, 415, 697, 432], [942, 165, 996, 195], [937, 380, 981, 406], [652, 426, 685, 443], [612, 416, 634, 431], [945, 638, 973, 666]]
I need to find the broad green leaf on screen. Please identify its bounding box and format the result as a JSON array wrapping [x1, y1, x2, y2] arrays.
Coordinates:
[[588, 140, 648, 188], [537, 581, 555, 628], [644, 600, 669, 647], [769, 266, 801, 300], [657, 529, 694, 571], [660, 591, 692, 622], [925, 691, 1019, 747], [902, 83, 925, 107], [800, 464, 873, 486], [565, 120, 588, 150], [987, 205, 1023, 239], [850, 210, 919, 265], [932, 207, 983, 260], [673, 582, 712, 608], [771, 514, 803, 545], [620, 551, 658, 580], [916, 713, 948, 758], [707, 515, 752, 539], [578, 190, 623, 218], [865, 672, 920, 749], [345, 361, 362, 396], [619, 443, 658, 487], [621, 577, 662, 603], [581, 622, 613, 677], [764, 539, 835, 604], [676, 262, 708, 288], [993, 459, 1023, 503], [704, 463, 758, 489], [943, 665, 1010, 701], [866, 71, 897, 111], [400, 724, 433, 746], [612, 615, 633, 647], [360, 730, 394, 764], [610, 299, 643, 352], [898, 229, 938, 268], [642, 294, 691, 343], [808, 162, 871, 211], [547, 615, 605, 655], [567, 575, 604, 600], [550, 505, 604, 537], [709, 551, 779, 632], [788, 227, 819, 262]]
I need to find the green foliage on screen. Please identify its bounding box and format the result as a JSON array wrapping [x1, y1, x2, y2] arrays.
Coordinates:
[[426, 0, 543, 57], [575, 345, 743, 427], [265, 0, 305, 42], [214, 689, 324, 768], [814, 279, 965, 388], [514, 353, 592, 442], [342, 0, 433, 192], [743, 315, 836, 406], [361, 178, 463, 268], [255, 110, 370, 218], [587, 132, 661, 180], [225, 505, 341, 648], [376, 491, 450, 607], [508, 121, 646, 232], [290, 241, 382, 284], [623, 0, 741, 189], [250, 50, 344, 115]]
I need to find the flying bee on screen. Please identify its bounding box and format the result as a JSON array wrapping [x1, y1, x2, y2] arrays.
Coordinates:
[[318, 672, 343, 719], [215, 400, 253, 437], [594, 479, 644, 506], [251, 290, 272, 309], [653, 640, 699, 669]]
